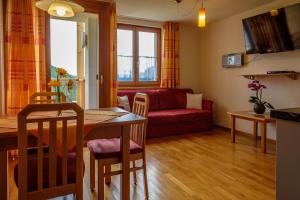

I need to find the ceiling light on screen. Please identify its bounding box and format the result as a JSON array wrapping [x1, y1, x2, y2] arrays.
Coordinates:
[[198, 1, 206, 28], [36, 0, 84, 18], [270, 9, 279, 17]]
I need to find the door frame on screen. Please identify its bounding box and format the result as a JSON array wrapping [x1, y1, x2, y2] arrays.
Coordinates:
[[0, 0, 5, 115]]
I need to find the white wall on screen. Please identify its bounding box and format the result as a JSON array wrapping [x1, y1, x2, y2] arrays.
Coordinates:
[[179, 24, 202, 93], [197, 0, 300, 140], [0, 0, 4, 115]]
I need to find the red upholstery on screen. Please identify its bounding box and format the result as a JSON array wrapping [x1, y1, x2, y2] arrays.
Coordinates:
[[148, 109, 211, 125], [202, 100, 213, 111], [14, 152, 79, 192], [87, 138, 143, 159], [147, 120, 212, 138], [158, 88, 193, 110], [117, 88, 213, 138]]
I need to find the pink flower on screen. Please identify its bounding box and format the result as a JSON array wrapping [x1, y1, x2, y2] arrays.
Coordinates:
[[248, 80, 266, 91]]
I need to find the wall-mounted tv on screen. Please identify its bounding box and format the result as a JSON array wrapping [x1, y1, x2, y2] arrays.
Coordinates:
[[242, 3, 300, 54]]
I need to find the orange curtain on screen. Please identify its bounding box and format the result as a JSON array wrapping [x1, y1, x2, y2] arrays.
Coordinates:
[[109, 3, 117, 107], [161, 22, 180, 88], [4, 0, 47, 114]]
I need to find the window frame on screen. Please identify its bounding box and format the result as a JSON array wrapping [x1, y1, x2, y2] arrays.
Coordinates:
[[117, 23, 161, 87]]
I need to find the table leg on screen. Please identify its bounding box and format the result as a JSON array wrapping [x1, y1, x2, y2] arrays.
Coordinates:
[[0, 150, 8, 200], [253, 121, 258, 140], [121, 125, 130, 200], [231, 115, 236, 143], [261, 122, 267, 153], [90, 153, 95, 191]]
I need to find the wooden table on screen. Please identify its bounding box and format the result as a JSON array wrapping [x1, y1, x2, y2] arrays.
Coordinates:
[[0, 107, 146, 200], [228, 111, 276, 153]]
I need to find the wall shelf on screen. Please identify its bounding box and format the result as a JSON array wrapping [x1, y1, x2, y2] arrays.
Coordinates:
[[242, 72, 300, 80]]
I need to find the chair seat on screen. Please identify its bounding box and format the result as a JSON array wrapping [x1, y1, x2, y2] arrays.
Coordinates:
[[87, 138, 143, 160], [14, 152, 78, 192]]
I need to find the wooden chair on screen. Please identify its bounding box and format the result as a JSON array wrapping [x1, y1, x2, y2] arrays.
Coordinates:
[[30, 92, 67, 104], [87, 93, 150, 200], [15, 103, 84, 200]]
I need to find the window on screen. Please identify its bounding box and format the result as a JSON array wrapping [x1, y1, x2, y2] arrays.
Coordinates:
[[117, 24, 161, 86]]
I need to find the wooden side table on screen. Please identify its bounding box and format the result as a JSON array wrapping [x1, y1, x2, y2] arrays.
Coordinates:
[[227, 111, 276, 153]]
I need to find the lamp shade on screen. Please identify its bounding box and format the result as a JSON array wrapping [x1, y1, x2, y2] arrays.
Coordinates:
[[36, 0, 84, 18], [198, 7, 206, 28], [48, 2, 74, 17]]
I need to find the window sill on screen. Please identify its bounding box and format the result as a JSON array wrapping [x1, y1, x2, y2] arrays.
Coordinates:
[[118, 83, 161, 90]]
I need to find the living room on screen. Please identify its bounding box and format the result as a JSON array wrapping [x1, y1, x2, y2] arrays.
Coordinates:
[[0, 0, 300, 199]]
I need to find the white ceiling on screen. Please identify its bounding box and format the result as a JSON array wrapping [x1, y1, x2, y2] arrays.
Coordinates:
[[116, 0, 276, 24]]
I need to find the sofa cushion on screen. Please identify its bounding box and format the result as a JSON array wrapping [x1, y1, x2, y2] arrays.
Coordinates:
[[187, 93, 203, 109], [117, 90, 160, 111], [158, 88, 193, 110], [148, 109, 211, 125], [117, 95, 131, 112]]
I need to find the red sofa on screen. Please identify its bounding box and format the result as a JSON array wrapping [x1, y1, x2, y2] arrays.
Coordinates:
[[117, 88, 213, 138]]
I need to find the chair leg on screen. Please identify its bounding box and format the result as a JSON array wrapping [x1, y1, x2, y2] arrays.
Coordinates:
[[98, 162, 105, 200], [105, 165, 111, 184], [90, 152, 95, 191], [133, 161, 137, 185], [142, 156, 149, 199]]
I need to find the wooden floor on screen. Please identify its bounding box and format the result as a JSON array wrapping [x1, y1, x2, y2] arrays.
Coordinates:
[[8, 128, 276, 200]]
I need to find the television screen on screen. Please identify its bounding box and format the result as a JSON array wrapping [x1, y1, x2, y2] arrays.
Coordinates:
[[242, 3, 300, 54]]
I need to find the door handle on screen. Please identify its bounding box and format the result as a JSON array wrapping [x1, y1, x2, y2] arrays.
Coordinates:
[[100, 75, 103, 85]]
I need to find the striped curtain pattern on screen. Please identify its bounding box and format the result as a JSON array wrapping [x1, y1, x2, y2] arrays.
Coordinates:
[[4, 0, 47, 114], [161, 22, 180, 88]]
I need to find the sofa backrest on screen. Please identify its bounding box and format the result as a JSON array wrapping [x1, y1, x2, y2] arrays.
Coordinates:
[[117, 88, 194, 111], [117, 89, 160, 111], [158, 88, 193, 110]]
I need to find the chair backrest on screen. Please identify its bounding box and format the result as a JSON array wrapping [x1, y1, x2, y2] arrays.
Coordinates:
[[17, 103, 84, 200], [30, 92, 67, 104], [130, 93, 149, 148]]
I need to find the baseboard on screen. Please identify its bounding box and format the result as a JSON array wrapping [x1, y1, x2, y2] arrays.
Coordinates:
[[214, 124, 276, 144], [214, 124, 230, 132]]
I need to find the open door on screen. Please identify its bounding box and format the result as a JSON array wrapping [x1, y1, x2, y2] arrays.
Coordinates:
[[50, 13, 99, 109]]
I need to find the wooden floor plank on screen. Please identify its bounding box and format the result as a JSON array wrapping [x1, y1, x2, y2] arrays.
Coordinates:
[[8, 128, 275, 200]]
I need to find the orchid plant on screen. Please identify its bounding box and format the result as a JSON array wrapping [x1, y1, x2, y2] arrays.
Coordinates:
[[248, 80, 274, 110]]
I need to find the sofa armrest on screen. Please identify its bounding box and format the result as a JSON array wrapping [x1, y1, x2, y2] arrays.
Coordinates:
[[202, 100, 213, 111]]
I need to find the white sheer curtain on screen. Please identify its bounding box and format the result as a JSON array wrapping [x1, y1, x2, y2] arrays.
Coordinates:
[[0, 0, 4, 115]]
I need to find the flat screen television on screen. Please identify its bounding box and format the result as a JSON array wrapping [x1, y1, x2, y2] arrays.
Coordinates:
[[242, 3, 300, 54]]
